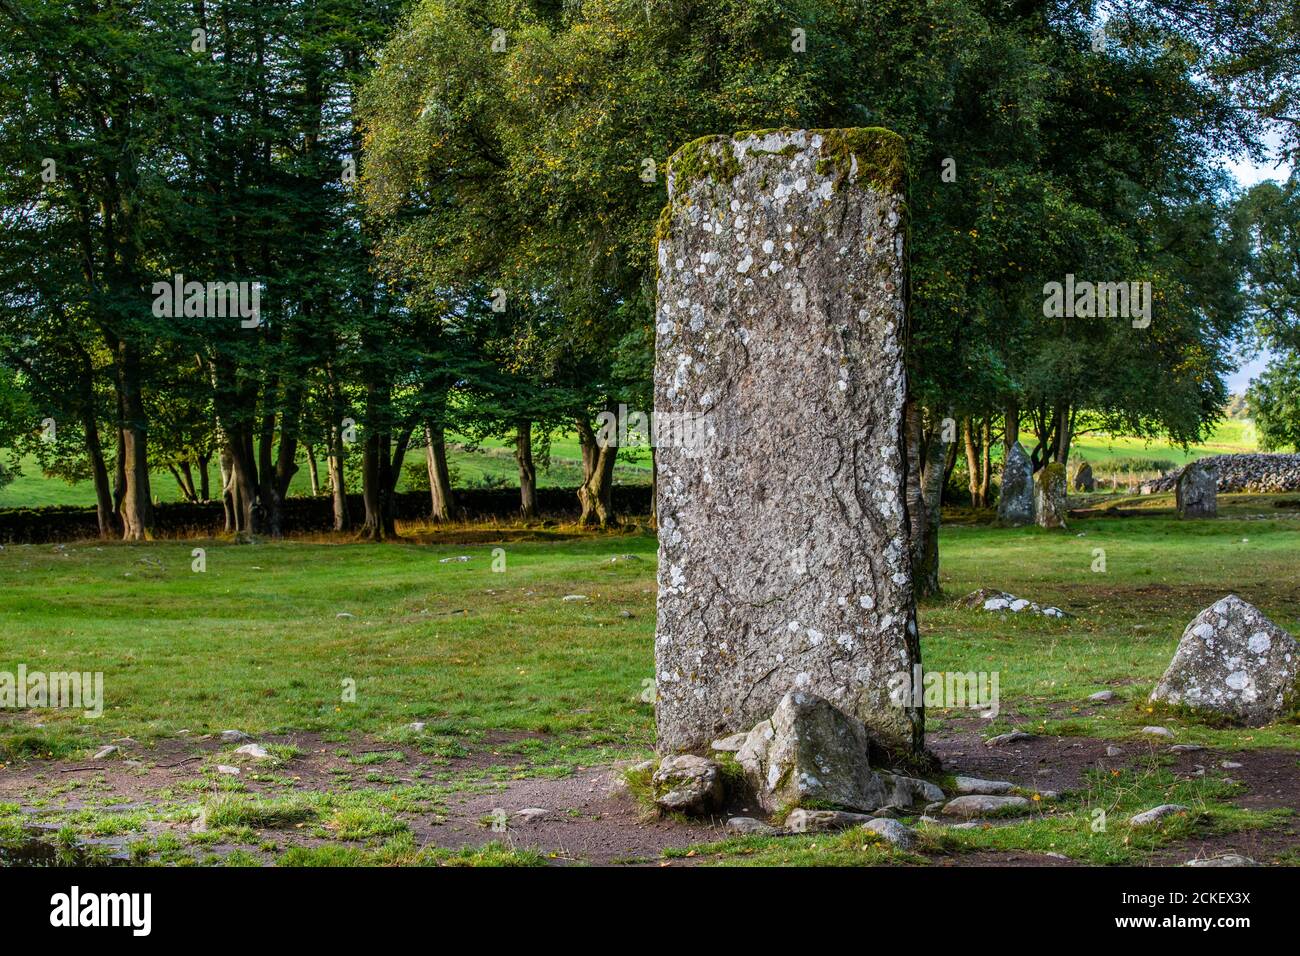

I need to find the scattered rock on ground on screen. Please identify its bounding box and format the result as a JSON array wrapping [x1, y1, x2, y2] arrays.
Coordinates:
[[514, 808, 549, 823], [1150, 595, 1299, 726], [652, 755, 723, 814], [1089, 690, 1116, 702], [941, 795, 1031, 819], [953, 776, 1015, 795], [959, 589, 1068, 619], [727, 816, 778, 836], [1170, 744, 1205, 753], [93, 746, 119, 759], [861, 817, 917, 850], [233, 743, 272, 760], [216, 765, 240, 776], [985, 731, 1035, 747], [879, 772, 945, 807], [219, 730, 251, 743], [1129, 804, 1190, 827], [562, 594, 587, 602], [1141, 726, 1175, 739], [786, 808, 877, 833], [1185, 854, 1258, 867]]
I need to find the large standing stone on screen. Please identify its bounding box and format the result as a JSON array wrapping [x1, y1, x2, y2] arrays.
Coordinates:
[[1150, 595, 1298, 726], [653, 129, 921, 756], [996, 442, 1034, 526], [1034, 462, 1068, 529], [1176, 460, 1217, 518]]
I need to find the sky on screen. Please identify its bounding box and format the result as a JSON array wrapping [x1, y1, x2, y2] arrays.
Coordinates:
[[1224, 130, 1291, 394]]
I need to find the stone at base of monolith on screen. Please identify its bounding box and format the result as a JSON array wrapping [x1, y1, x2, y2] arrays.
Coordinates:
[[1034, 462, 1068, 528], [997, 441, 1034, 526], [1176, 460, 1217, 518], [734, 691, 887, 814], [652, 128, 921, 757], [1150, 595, 1298, 725]]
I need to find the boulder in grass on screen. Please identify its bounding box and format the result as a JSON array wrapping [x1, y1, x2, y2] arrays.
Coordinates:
[[1150, 595, 1299, 726]]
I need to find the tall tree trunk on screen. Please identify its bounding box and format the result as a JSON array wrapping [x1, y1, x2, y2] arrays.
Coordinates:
[[963, 417, 983, 508], [977, 421, 987, 509], [220, 443, 236, 532], [328, 418, 349, 532], [515, 420, 537, 519], [1004, 400, 1019, 457], [305, 445, 320, 496], [115, 342, 153, 540], [80, 407, 115, 539], [424, 424, 456, 521], [197, 451, 211, 502], [911, 406, 952, 598], [576, 413, 617, 527]]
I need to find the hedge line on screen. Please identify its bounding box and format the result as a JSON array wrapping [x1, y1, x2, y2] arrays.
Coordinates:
[[0, 486, 654, 544]]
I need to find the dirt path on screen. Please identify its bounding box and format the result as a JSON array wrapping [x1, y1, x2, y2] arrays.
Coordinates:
[[1, 728, 1295, 866]]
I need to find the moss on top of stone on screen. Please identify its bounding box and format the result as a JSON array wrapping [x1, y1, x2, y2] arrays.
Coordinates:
[[1038, 462, 1067, 484], [667, 134, 742, 192], [732, 127, 907, 196]]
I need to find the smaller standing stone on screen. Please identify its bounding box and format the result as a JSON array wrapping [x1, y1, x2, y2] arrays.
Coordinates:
[[1176, 460, 1217, 518], [1071, 459, 1095, 492], [1034, 463, 1069, 529], [997, 441, 1035, 526]]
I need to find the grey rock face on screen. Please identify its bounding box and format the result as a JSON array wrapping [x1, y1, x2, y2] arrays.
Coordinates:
[[861, 817, 918, 849], [1034, 463, 1068, 529], [941, 795, 1031, 818], [1150, 595, 1298, 726], [653, 128, 921, 756], [652, 754, 724, 814], [1185, 854, 1258, 867], [997, 441, 1034, 526], [1176, 459, 1217, 518], [735, 691, 887, 814]]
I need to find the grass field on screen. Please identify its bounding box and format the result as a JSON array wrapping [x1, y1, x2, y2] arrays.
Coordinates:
[[0, 419, 1248, 509], [0, 493, 1296, 866]]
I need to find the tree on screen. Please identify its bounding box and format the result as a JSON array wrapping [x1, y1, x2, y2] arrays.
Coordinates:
[[1247, 352, 1300, 452]]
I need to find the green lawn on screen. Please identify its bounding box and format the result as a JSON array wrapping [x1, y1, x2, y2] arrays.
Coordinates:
[[1, 502, 1296, 866]]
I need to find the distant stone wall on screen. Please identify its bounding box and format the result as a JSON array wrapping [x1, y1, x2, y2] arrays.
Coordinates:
[[1142, 453, 1300, 495]]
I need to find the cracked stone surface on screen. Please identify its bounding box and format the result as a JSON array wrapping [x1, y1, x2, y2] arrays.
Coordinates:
[[1150, 595, 1298, 726], [652, 128, 920, 756]]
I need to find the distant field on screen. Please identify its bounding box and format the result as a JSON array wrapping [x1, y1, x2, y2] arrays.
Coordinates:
[[0, 419, 1250, 509], [0, 433, 654, 509]]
